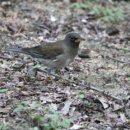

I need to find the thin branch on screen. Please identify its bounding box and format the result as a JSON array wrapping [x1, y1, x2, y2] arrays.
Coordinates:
[[105, 55, 130, 65], [37, 68, 123, 103], [0, 56, 14, 60]]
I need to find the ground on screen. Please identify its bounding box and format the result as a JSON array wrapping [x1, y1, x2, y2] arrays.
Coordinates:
[[0, 0, 130, 130]]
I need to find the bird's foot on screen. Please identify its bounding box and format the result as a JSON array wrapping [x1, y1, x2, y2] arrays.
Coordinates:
[[32, 64, 60, 80]]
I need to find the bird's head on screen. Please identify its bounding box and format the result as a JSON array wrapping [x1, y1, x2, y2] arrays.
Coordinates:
[[64, 32, 85, 48]]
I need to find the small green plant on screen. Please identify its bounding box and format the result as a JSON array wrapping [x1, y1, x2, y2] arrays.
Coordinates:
[[127, 77, 130, 81], [71, 1, 93, 10], [90, 5, 125, 22], [29, 127, 39, 130], [0, 123, 9, 130], [13, 101, 71, 130], [71, 0, 125, 22], [13, 100, 42, 112], [78, 92, 85, 100], [31, 112, 71, 130], [79, 94, 85, 99], [0, 88, 8, 93]]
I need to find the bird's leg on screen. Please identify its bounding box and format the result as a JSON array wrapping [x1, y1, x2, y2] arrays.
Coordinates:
[[32, 64, 60, 80], [55, 69, 62, 75], [27, 64, 47, 78], [26, 65, 38, 81], [33, 64, 49, 74], [47, 68, 52, 74]]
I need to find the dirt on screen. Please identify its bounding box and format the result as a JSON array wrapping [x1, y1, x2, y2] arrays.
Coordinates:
[[0, 0, 130, 130]]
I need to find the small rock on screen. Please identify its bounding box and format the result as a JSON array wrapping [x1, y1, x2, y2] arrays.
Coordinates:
[[106, 26, 120, 36], [17, 82, 24, 87], [78, 48, 91, 58]]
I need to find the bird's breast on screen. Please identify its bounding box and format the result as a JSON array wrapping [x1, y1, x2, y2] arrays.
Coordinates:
[[66, 47, 78, 58]]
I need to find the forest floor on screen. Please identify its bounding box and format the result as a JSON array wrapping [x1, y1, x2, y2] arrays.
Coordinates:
[[0, 0, 130, 130]]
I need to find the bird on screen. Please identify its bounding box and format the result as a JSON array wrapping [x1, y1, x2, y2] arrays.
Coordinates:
[[5, 32, 85, 72]]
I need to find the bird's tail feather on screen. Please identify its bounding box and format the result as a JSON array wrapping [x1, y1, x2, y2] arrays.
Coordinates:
[[5, 48, 29, 55]]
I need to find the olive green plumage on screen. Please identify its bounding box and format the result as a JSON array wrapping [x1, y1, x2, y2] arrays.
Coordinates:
[[5, 32, 84, 70]]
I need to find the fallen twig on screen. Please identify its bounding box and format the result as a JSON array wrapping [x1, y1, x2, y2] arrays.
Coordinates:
[[101, 43, 129, 52], [105, 55, 130, 65], [0, 56, 14, 60], [37, 67, 123, 103], [85, 85, 123, 103]]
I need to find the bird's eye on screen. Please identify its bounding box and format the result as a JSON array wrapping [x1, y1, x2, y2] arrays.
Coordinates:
[[74, 37, 78, 40], [70, 37, 75, 41]]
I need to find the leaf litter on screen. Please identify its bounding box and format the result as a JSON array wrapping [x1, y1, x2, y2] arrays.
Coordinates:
[[0, 0, 130, 129]]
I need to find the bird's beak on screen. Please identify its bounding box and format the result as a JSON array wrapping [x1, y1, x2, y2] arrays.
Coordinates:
[[75, 37, 85, 43]]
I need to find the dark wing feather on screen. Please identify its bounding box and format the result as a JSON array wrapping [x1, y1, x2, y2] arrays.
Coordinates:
[[21, 40, 64, 59]]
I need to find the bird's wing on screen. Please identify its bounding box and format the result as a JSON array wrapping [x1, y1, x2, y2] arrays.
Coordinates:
[[21, 40, 64, 59]]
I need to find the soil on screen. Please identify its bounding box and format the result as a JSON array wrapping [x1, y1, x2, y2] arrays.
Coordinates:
[[0, 0, 130, 130]]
